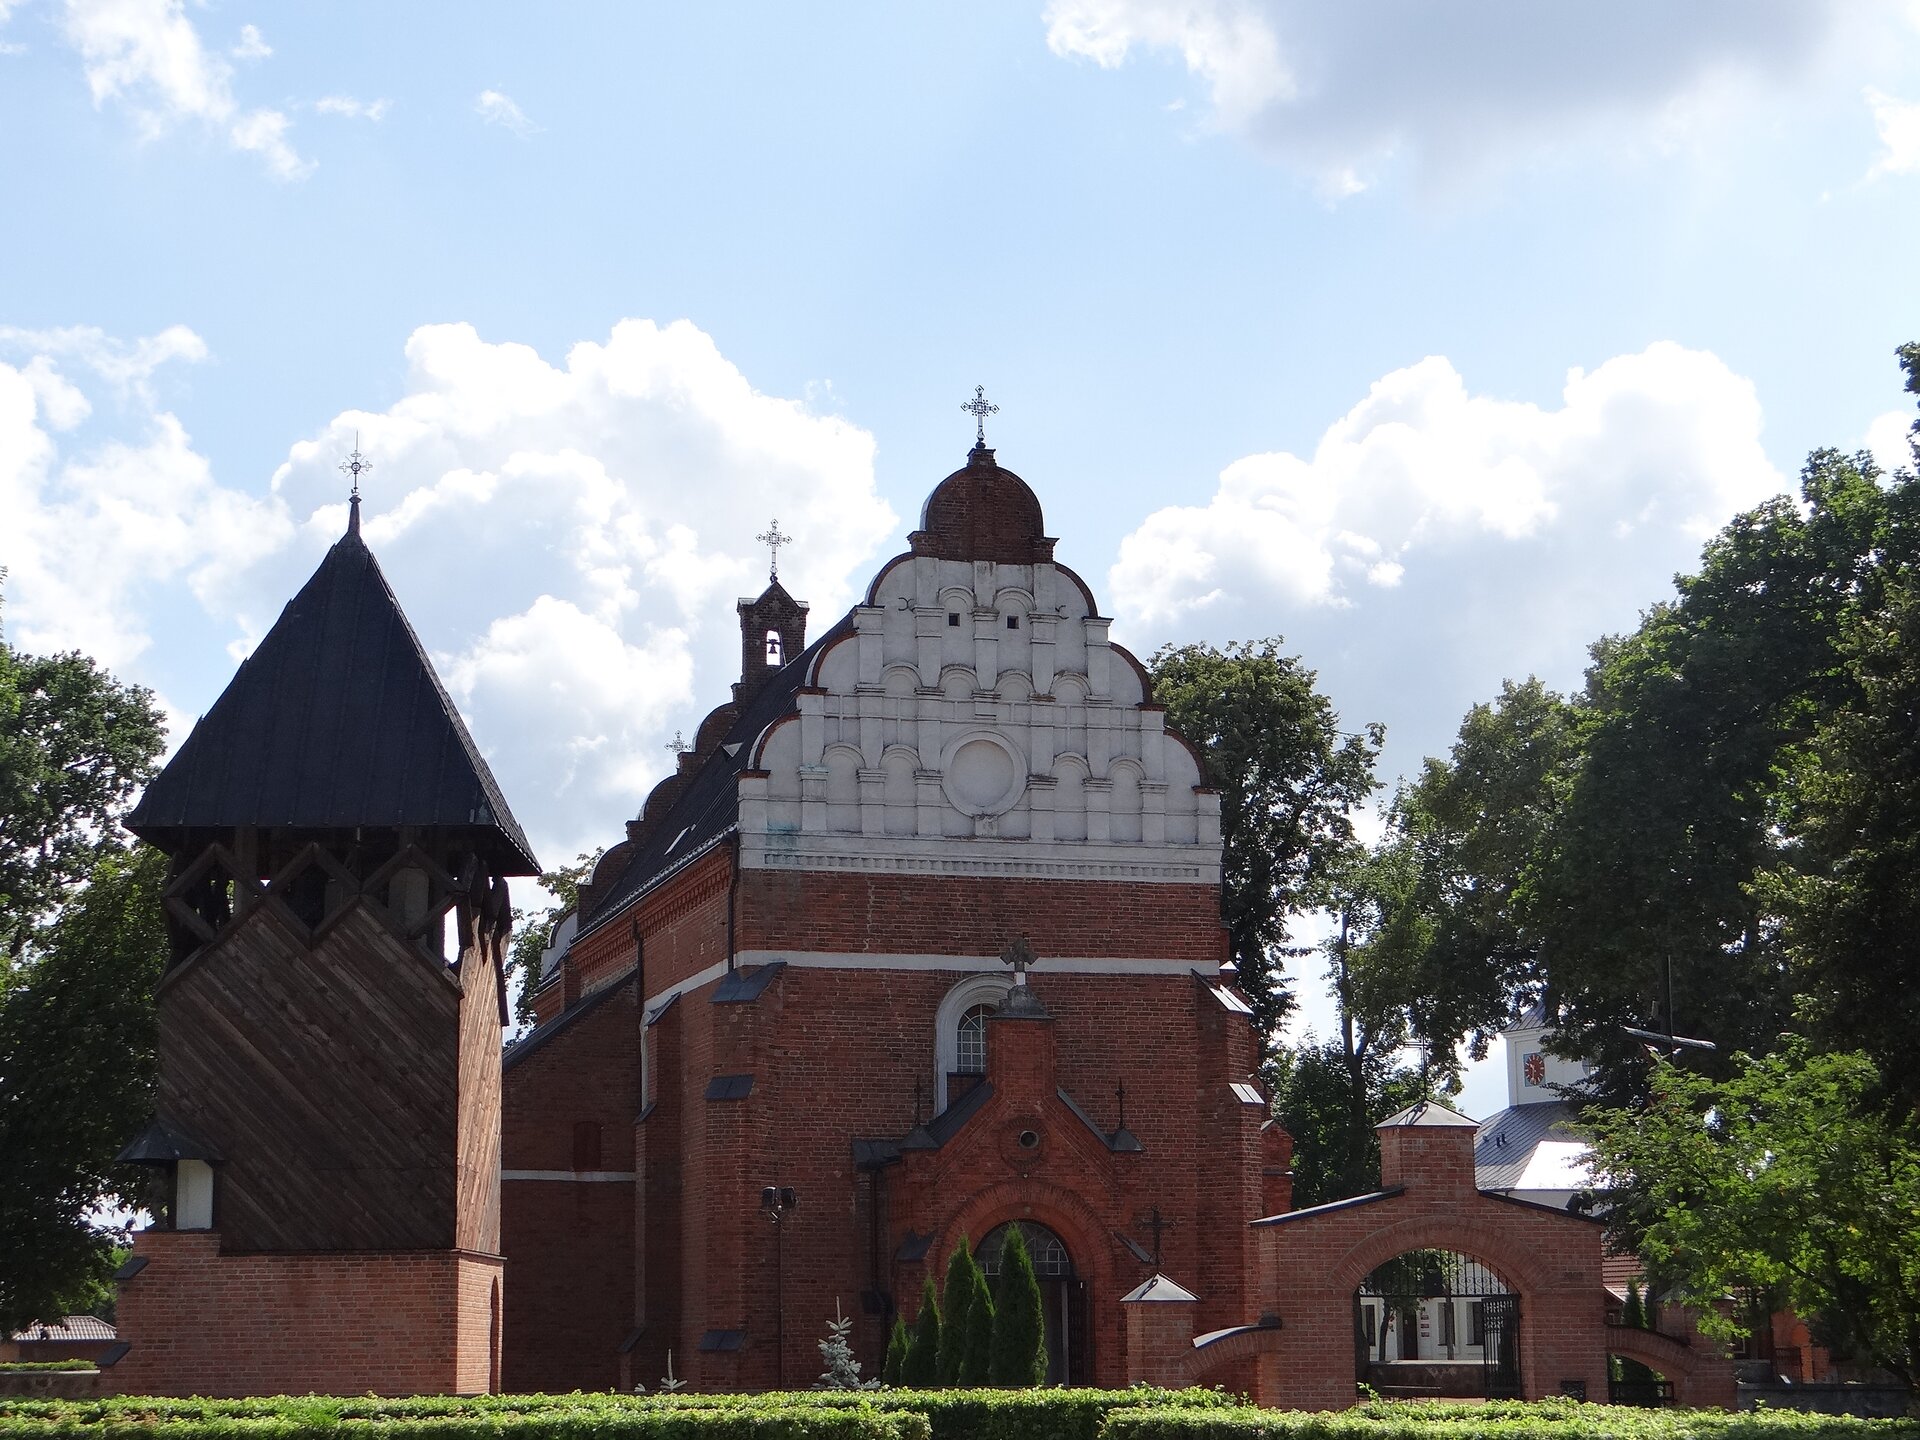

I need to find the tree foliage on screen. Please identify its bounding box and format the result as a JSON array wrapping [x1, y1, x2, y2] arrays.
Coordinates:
[[1150, 639, 1383, 1053], [1583, 1043, 1920, 1387], [937, 1238, 975, 1385], [986, 1225, 1046, 1388], [1269, 1035, 1424, 1207], [508, 851, 601, 1024], [0, 602, 168, 1333], [0, 623, 165, 971], [901, 1274, 941, 1387], [960, 1260, 994, 1386], [0, 845, 168, 1332], [881, 1316, 910, 1386]]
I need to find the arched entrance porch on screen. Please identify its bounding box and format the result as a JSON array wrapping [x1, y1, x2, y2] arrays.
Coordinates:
[[1356, 1249, 1520, 1398], [977, 1221, 1086, 1385]]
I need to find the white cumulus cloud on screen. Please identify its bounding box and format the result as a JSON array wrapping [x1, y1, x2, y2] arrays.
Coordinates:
[[1114, 343, 1780, 623], [475, 88, 536, 137], [314, 94, 389, 121], [57, 0, 311, 178], [230, 22, 269, 61], [1, 317, 895, 864], [1866, 86, 1920, 178], [1107, 344, 1793, 794], [1044, 0, 1849, 193]]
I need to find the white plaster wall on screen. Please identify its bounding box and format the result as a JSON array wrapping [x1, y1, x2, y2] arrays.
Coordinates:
[[739, 555, 1220, 883]]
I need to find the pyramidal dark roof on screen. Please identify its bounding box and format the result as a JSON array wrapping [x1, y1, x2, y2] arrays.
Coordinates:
[[128, 511, 538, 875]]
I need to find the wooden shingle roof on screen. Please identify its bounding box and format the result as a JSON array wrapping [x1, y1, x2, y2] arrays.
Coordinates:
[[127, 513, 537, 875]]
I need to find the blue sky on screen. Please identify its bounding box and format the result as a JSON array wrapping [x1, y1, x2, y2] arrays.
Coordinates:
[[5, 2, 1920, 1113]]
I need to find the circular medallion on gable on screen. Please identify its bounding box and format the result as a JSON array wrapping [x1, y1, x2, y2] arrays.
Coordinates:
[[940, 731, 1026, 817]]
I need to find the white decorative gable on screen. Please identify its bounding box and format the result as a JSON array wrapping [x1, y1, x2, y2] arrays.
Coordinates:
[[737, 549, 1220, 884]]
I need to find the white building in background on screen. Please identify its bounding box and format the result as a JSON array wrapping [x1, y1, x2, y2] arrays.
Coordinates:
[[1473, 1001, 1594, 1210]]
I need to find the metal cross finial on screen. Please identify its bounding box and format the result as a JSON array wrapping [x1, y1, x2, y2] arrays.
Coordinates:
[[665, 730, 688, 755], [339, 431, 372, 500], [756, 518, 791, 581], [1140, 1207, 1175, 1269], [961, 385, 998, 446], [1000, 935, 1035, 981]]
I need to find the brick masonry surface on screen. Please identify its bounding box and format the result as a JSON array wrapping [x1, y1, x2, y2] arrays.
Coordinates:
[[107, 1231, 501, 1397]]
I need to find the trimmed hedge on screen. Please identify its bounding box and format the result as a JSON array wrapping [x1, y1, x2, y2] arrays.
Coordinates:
[[1102, 1399, 1920, 1440], [0, 1374, 93, 1390], [0, 1387, 1229, 1440], [5, 1393, 1915, 1440]]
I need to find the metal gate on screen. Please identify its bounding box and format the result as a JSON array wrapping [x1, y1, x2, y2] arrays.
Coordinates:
[[1480, 1295, 1521, 1398]]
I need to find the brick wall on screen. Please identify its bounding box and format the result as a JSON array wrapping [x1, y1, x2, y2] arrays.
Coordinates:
[[108, 1231, 500, 1397], [499, 973, 639, 1392], [736, 870, 1224, 964]]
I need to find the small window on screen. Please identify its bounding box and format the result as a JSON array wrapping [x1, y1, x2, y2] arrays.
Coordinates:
[[1005, 614, 1019, 630], [947, 613, 961, 627], [766, 630, 783, 665], [956, 1003, 992, 1074], [572, 1121, 603, 1171]]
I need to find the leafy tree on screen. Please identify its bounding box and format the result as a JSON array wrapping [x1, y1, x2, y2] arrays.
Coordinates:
[[0, 604, 168, 1333], [1770, 564, 1920, 1106], [1391, 679, 1578, 1052], [959, 1260, 994, 1386], [1150, 639, 1383, 1055], [0, 845, 168, 1332], [1537, 446, 1918, 1096], [987, 1225, 1046, 1387], [901, 1273, 941, 1387], [0, 614, 166, 972], [882, 1315, 910, 1385], [507, 851, 601, 1023], [936, 1237, 975, 1384], [1269, 1035, 1424, 1207], [1582, 1042, 1920, 1387]]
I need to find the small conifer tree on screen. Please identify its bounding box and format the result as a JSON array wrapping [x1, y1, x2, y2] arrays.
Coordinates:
[[817, 1297, 877, 1389], [1623, 1278, 1647, 1330], [987, 1225, 1047, 1386], [938, 1237, 975, 1384], [960, 1260, 995, 1385], [901, 1273, 942, 1386], [883, 1315, 911, 1385]]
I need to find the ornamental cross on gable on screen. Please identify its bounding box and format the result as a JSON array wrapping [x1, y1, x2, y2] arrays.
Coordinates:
[[756, 518, 791, 581], [1001, 935, 1035, 984], [962, 385, 998, 446]]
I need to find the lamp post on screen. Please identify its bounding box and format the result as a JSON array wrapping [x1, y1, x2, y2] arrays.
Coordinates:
[[760, 1184, 798, 1388]]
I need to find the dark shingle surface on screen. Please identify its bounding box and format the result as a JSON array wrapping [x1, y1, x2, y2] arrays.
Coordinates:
[[579, 616, 853, 935], [127, 523, 537, 874]]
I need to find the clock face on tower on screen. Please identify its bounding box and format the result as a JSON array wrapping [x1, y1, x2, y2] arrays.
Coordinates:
[[1523, 1052, 1547, 1087]]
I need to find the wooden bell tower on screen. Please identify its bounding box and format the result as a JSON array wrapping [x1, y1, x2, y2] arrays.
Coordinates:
[[112, 495, 539, 1397]]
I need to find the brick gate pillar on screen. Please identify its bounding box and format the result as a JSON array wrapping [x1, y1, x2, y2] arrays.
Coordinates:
[[1121, 1274, 1199, 1385]]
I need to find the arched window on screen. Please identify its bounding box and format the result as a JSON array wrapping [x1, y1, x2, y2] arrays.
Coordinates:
[[934, 974, 1010, 1111], [766, 630, 784, 665], [956, 1003, 993, 1075], [977, 1221, 1072, 1279]]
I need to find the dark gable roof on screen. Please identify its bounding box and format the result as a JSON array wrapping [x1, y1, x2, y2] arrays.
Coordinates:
[[578, 615, 853, 936], [128, 521, 538, 875]]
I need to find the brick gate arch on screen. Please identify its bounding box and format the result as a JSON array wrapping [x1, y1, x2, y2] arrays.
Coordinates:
[[1244, 1108, 1610, 1409]]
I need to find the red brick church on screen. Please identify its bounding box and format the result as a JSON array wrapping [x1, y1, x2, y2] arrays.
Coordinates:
[[500, 437, 1285, 1393], [106, 426, 1653, 1406]]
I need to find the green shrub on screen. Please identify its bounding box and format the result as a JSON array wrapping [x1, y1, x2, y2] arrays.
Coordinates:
[[986, 1227, 1045, 1388], [883, 1319, 911, 1387], [903, 1275, 942, 1388], [958, 1266, 994, 1388], [1101, 1399, 1920, 1440], [0, 1364, 95, 1373], [938, 1241, 977, 1387]]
